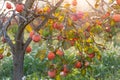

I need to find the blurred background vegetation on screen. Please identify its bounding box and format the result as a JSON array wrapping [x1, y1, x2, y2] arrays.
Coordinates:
[[0, 41, 120, 80]]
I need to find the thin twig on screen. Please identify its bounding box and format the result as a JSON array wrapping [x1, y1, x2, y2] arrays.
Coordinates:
[[85, 0, 103, 14]]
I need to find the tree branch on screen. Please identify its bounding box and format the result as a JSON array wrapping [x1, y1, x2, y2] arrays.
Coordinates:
[[2, 13, 15, 53], [85, 0, 103, 14], [24, 0, 64, 51], [15, 0, 36, 40], [25, 0, 35, 9], [15, 0, 36, 52], [36, 0, 64, 30], [0, 20, 3, 37], [10, 0, 17, 3]]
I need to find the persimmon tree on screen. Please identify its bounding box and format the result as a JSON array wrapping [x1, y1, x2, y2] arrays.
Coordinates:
[[0, 0, 120, 80]]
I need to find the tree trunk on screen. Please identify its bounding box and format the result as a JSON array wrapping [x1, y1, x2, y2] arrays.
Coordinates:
[[13, 50, 25, 80]]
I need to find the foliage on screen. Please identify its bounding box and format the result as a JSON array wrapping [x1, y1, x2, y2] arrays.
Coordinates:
[[0, 0, 120, 79], [0, 43, 120, 80]]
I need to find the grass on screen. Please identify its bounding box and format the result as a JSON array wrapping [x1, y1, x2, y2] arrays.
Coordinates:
[[0, 43, 120, 80]]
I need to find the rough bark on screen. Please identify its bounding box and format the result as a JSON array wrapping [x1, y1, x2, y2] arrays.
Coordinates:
[[13, 51, 25, 80], [25, 0, 34, 9], [12, 0, 35, 79], [13, 29, 24, 80]]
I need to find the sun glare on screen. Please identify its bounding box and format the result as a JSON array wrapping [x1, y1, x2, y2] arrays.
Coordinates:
[[0, 0, 111, 12]]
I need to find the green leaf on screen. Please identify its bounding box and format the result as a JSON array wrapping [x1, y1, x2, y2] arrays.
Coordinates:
[[114, 32, 120, 46], [87, 66, 92, 71], [6, 52, 11, 57], [66, 30, 75, 39], [87, 47, 94, 54], [90, 76, 95, 80], [91, 25, 101, 33], [42, 28, 50, 37]]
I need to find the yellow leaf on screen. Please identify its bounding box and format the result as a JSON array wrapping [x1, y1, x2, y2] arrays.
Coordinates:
[[110, 20, 115, 26], [48, 19, 54, 24], [94, 0, 100, 8], [55, 75, 61, 80], [85, 22, 90, 27], [39, 50, 46, 61], [43, 6, 49, 12], [55, 12, 60, 17], [68, 18, 73, 26], [0, 48, 4, 54], [71, 8, 76, 12], [97, 53, 102, 60], [86, 38, 93, 43], [35, 49, 46, 61], [64, 3, 71, 8], [39, 29, 43, 35], [78, 28, 83, 33], [25, 24, 33, 32], [95, 3, 99, 8], [84, 12, 89, 18], [58, 16, 64, 22], [109, 0, 113, 3], [96, 0, 100, 3], [84, 47, 88, 52], [81, 68, 86, 76]]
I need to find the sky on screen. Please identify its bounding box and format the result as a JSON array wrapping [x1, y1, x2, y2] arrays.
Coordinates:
[[0, 0, 95, 11], [0, 0, 111, 12], [65, 0, 110, 11], [64, 0, 95, 11]]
